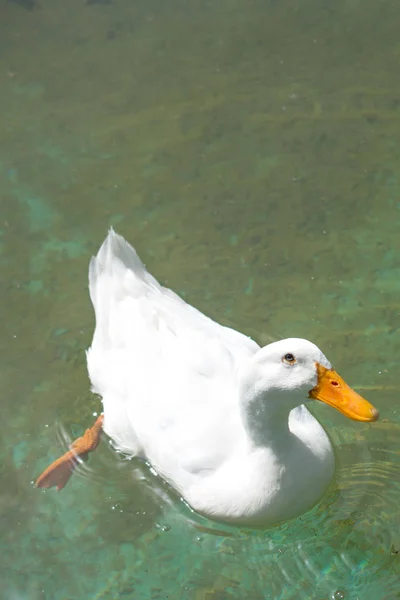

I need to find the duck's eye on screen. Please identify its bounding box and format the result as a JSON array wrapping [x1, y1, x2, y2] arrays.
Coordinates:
[[282, 353, 296, 365]]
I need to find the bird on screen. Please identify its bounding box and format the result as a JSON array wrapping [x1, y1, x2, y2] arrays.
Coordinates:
[[35, 230, 379, 527]]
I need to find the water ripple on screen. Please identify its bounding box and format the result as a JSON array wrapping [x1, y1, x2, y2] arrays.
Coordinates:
[[48, 419, 400, 600]]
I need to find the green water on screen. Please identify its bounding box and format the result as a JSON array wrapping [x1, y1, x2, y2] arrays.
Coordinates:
[[1, 0, 400, 597]]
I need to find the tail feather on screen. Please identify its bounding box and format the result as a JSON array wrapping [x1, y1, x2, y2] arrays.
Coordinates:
[[88, 229, 161, 349], [89, 228, 158, 308]]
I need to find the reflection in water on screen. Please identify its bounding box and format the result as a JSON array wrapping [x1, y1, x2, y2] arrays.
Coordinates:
[[1, 0, 400, 597]]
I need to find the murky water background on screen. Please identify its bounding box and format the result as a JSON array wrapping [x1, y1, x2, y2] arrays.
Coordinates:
[[1, 0, 400, 598]]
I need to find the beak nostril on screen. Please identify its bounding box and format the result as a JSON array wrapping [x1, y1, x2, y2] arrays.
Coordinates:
[[331, 381, 339, 387]]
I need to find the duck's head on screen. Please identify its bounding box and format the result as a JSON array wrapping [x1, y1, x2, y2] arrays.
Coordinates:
[[244, 338, 379, 422]]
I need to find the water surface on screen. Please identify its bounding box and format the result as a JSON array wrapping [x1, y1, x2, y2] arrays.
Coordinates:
[[1, 0, 400, 598]]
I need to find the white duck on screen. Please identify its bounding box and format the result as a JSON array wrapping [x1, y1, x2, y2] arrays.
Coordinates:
[[36, 230, 379, 527]]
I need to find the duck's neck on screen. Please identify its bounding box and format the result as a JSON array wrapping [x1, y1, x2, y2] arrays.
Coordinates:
[[239, 373, 298, 451], [240, 393, 293, 450]]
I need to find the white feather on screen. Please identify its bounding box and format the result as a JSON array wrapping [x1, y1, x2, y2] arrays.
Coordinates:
[[86, 230, 337, 526]]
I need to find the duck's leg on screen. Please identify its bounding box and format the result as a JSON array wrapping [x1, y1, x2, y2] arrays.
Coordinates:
[[35, 414, 104, 491]]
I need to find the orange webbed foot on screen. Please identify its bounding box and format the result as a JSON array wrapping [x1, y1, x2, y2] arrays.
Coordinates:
[[35, 414, 104, 491]]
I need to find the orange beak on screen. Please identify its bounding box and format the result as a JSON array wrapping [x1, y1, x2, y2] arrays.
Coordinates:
[[309, 363, 379, 422]]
